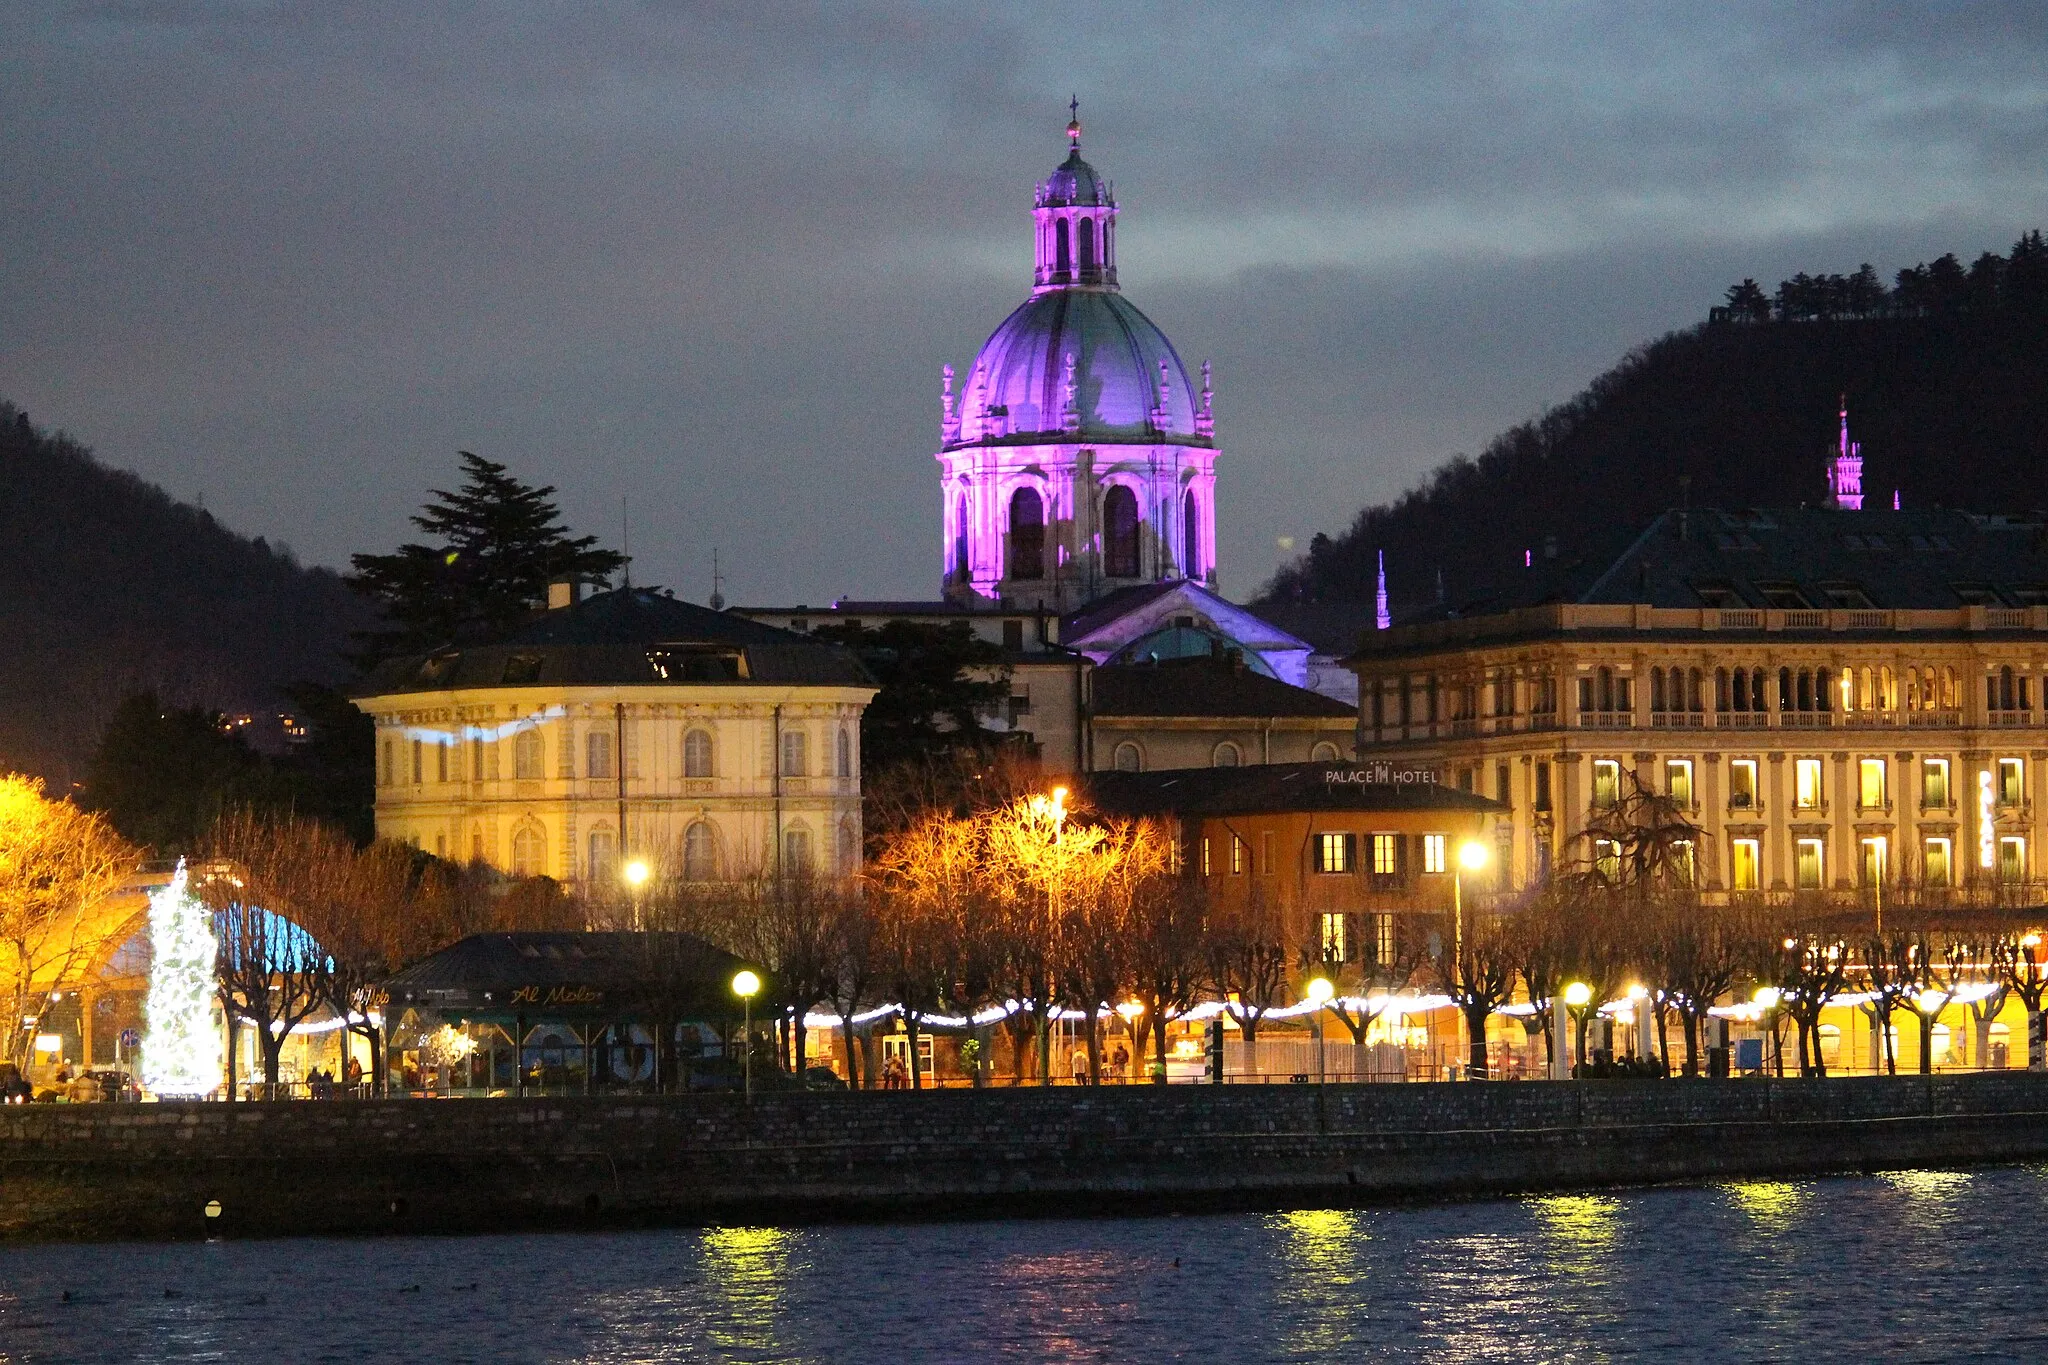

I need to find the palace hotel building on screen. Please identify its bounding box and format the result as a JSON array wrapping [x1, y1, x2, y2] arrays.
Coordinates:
[[1346, 416, 2048, 899]]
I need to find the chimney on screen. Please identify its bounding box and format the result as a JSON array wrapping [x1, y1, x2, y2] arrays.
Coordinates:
[[547, 580, 581, 611]]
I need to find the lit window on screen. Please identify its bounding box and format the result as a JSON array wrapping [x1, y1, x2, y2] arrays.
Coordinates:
[[1592, 760, 1620, 810], [1923, 758, 1949, 809], [2000, 757, 2025, 806], [2000, 837, 2026, 884], [1202, 837, 1211, 876], [1859, 758, 1887, 810], [1729, 759, 1757, 810], [1421, 833, 1447, 874], [1795, 838, 1825, 890], [1794, 758, 1822, 810], [1923, 838, 1951, 888], [1318, 832, 1354, 874], [1731, 839, 1760, 891], [1594, 838, 1621, 881], [1859, 836, 1887, 889], [1665, 759, 1693, 808], [1672, 840, 1696, 886], [1320, 913, 1347, 963], [1374, 913, 1396, 964], [1231, 836, 1245, 875], [1372, 833, 1401, 876]]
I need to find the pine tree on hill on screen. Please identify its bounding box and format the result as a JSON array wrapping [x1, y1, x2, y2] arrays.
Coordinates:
[[345, 452, 626, 666]]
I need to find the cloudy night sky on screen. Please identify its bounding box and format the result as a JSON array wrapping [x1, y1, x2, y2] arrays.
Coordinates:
[[5, 3, 2047, 608]]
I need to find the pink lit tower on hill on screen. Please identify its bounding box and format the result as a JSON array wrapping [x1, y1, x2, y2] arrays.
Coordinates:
[[937, 106, 1218, 611], [1827, 396, 1864, 511]]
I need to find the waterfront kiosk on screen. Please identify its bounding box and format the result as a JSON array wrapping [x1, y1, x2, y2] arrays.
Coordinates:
[[382, 931, 772, 1095]]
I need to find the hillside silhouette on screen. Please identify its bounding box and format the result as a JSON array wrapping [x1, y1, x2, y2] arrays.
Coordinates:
[[1265, 232, 2048, 619], [0, 405, 370, 786]]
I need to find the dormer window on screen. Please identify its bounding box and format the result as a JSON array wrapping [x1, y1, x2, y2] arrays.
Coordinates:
[[1819, 582, 1876, 609], [1755, 582, 1810, 609]]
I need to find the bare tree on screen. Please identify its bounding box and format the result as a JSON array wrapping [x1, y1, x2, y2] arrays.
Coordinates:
[[0, 776, 135, 1067]]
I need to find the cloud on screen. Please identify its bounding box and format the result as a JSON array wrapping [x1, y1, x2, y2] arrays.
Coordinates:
[[2, 1, 2045, 605]]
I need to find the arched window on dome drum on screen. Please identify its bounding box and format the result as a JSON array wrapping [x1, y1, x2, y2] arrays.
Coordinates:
[[1181, 491, 1200, 577], [1103, 486, 1139, 578], [1077, 217, 1095, 274], [1055, 219, 1070, 278], [953, 495, 969, 582], [1009, 488, 1045, 581]]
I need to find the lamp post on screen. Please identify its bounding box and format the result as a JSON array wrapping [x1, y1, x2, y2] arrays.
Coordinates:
[[1753, 985, 1783, 1077], [622, 858, 650, 931], [1306, 976, 1334, 1130], [1563, 981, 1592, 1079], [732, 969, 761, 1098], [1114, 998, 1144, 1084], [1453, 839, 1489, 1078], [1027, 785, 1069, 1086], [1306, 977, 1334, 1088]]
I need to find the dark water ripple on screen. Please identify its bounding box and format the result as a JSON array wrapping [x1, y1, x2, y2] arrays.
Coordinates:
[[2, 1165, 2045, 1363]]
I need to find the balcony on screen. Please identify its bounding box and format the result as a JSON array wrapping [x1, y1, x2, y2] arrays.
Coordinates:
[[1650, 710, 1706, 729], [1906, 710, 1962, 728], [1716, 712, 1770, 729], [1578, 712, 1631, 729], [1781, 712, 1836, 729], [1988, 710, 2039, 728]]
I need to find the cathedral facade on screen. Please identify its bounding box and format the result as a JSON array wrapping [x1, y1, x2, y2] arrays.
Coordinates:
[[937, 113, 1219, 614]]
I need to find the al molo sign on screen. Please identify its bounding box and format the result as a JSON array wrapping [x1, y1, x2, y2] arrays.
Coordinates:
[[1325, 763, 1441, 787]]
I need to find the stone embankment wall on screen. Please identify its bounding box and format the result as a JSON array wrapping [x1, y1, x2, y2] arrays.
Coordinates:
[[4, 1073, 2047, 1240]]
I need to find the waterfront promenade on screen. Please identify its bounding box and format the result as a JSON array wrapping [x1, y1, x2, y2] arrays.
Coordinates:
[[4, 1072, 2047, 1240]]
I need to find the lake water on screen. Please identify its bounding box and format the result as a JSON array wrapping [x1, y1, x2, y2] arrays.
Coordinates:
[[2, 1165, 2045, 1363]]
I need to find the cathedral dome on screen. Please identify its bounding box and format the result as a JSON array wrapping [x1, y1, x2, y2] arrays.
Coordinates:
[[959, 289, 1204, 446]]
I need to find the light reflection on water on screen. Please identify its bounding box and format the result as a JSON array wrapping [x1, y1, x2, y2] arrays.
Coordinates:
[[4, 1167, 2048, 1363]]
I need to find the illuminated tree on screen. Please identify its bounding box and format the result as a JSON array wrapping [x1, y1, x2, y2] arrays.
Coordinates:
[[0, 775, 136, 1067]]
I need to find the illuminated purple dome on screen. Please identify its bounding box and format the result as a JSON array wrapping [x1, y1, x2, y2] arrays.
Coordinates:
[[957, 290, 1202, 445]]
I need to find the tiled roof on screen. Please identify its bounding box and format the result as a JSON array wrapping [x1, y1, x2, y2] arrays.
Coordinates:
[[1091, 657, 1354, 719], [354, 587, 872, 696], [1088, 761, 1504, 819], [1411, 507, 2048, 621]]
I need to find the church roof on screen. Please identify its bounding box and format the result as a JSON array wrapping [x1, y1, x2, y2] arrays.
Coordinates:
[[956, 288, 1203, 447], [1091, 657, 1354, 719], [353, 587, 872, 696]]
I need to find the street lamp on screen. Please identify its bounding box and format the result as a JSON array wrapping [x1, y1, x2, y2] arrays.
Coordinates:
[[1114, 999, 1144, 1084], [1562, 981, 1592, 1079], [1306, 977, 1334, 1091], [622, 858, 650, 930], [1025, 785, 1070, 1086], [732, 969, 761, 1098], [1753, 985, 1783, 1077], [1450, 840, 1489, 1077]]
